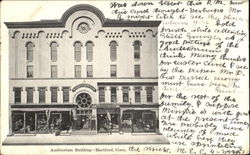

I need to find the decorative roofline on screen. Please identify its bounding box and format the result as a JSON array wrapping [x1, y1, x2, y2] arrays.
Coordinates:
[[4, 4, 161, 29]]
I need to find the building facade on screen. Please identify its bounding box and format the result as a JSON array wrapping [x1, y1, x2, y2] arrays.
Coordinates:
[[5, 4, 160, 135]]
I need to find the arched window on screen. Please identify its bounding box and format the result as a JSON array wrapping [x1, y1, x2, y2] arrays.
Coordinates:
[[74, 42, 82, 61], [26, 42, 34, 61], [86, 41, 94, 62], [133, 40, 141, 60], [110, 41, 118, 61], [50, 42, 58, 61]]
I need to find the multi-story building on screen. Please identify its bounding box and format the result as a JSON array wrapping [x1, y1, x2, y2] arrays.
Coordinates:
[[5, 4, 160, 135]]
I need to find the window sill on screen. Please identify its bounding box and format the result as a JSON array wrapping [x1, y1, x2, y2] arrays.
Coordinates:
[[134, 58, 140, 61], [26, 60, 33, 63]]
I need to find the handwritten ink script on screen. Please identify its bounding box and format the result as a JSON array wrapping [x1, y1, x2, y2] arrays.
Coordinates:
[[110, 0, 249, 154]]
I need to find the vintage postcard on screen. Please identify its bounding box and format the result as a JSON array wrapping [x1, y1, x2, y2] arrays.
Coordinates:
[[1, 0, 249, 154]]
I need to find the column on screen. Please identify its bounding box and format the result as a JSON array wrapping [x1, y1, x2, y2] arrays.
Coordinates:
[[34, 88, 39, 104], [105, 86, 110, 103], [69, 89, 73, 103], [38, 31, 45, 78], [14, 32, 20, 78], [9, 104, 13, 135], [129, 86, 134, 104], [141, 86, 147, 104], [117, 86, 122, 104], [153, 85, 158, 103], [58, 88, 63, 103], [46, 89, 51, 104], [21, 89, 26, 104]]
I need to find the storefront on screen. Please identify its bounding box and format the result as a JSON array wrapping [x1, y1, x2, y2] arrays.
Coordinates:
[[11, 104, 74, 134], [96, 104, 120, 133], [96, 104, 159, 134], [120, 105, 159, 133], [11, 104, 159, 135]]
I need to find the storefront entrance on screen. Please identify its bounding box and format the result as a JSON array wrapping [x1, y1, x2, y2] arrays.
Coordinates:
[[75, 109, 95, 130], [72, 92, 96, 134], [97, 108, 120, 133]]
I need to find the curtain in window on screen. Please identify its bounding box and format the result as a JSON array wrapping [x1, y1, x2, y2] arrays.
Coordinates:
[[122, 87, 129, 102], [27, 66, 33, 78], [111, 87, 117, 103], [39, 88, 46, 103], [99, 87, 105, 102], [51, 88, 57, 103], [27, 88, 33, 103], [134, 87, 141, 103], [146, 87, 153, 102], [63, 88, 70, 103]]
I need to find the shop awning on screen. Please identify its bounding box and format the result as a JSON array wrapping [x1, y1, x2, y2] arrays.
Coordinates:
[[96, 104, 120, 114], [11, 104, 76, 112], [11, 108, 73, 112], [95, 104, 120, 109]]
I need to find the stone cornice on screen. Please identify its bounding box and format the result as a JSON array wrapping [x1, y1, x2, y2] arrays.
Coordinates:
[[4, 4, 161, 29]]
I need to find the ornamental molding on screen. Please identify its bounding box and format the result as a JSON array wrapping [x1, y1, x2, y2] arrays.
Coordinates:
[[72, 83, 96, 92]]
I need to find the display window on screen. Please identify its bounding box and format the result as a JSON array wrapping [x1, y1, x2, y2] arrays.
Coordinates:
[[12, 112, 25, 133], [36, 113, 48, 133], [25, 112, 35, 133], [132, 111, 156, 132], [121, 112, 132, 132]]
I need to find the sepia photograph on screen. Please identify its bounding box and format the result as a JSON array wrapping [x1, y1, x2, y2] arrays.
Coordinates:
[[2, 2, 169, 145], [1, 0, 249, 154]]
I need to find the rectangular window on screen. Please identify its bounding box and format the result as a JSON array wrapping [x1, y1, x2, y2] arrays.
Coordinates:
[[75, 65, 81, 78], [110, 41, 117, 61], [51, 65, 57, 78], [134, 87, 141, 103], [86, 42, 93, 62], [38, 87, 46, 103], [26, 88, 33, 103], [122, 87, 129, 102], [134, 41, 141, 60], [51, 87, 58, 103], [27, 50, 33, 61], [134, 65, 140, 77], [87, 65, 93, 77], [27, 66, 33, 78], [74, 42, 81, 61], [146, 87, 153, 102], [14, 88, 22, 104], [63, 87, 70, 103], [99, 87, 105, 102], [51, 42, 58, 61], [110, 65, 117, 77], [51, 51, 57, 61], [111, 87, 117, 103]]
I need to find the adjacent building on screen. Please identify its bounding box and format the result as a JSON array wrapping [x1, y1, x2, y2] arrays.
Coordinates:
[[5, 4, 160, 135]]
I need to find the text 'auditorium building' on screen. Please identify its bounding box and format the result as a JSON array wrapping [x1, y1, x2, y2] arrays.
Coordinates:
[[5, 4, 161, 135]]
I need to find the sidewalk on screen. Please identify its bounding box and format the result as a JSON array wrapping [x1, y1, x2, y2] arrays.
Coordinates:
[[2, 133, 170, 145]]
